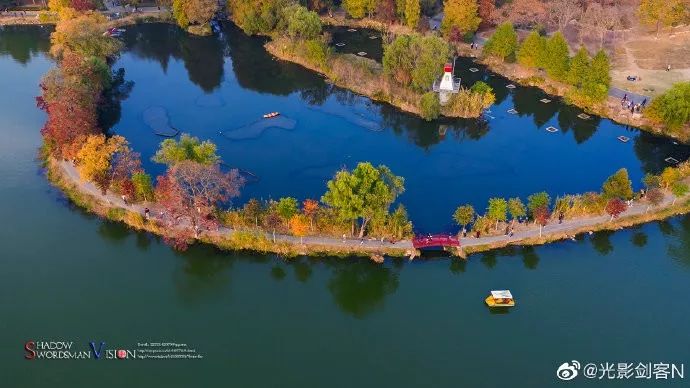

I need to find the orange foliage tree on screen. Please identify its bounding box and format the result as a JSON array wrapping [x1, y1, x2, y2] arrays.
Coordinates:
[[289, 214, 310, 244]]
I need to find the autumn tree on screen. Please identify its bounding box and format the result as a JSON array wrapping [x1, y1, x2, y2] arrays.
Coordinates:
[[477, 0, 495, 29], [75, 134, 127, 193], [131, 172, 154, 202], [404, 0, 421, 28], [516, 30, 546, 68], [441, 0, 481, 36], [322, 162, 405, 238], [152, 133, 220, 166], [155, 161, 244, 244], [645, 188, 665, 212], [376, 0, 397, 24], [637, 0, 686, 37], [482, 22, 517, 62], [533, 205, 550, 237], [671, 182, 689, 204], [503, 0, 547, 29], [602, 168, 633, 200], [243, 198, 263, 227], [303, 199, 320, 231], [276, 197, 299, 225], [289, 214, 310, 244], [527, 191, 551, 219], [50, 12, 122, 59], [605, 198, 627, 220], [453, 204, 475, 231], [343, 0, 375, 18]]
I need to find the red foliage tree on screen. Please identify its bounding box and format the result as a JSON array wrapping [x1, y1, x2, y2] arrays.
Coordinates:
[[448, 26, 463, 43], [533, 205, 551, 237], [70, 0, 96, 11], [155, 161, 245, 249], [478, 0, 496, 29], [376, 0, 397, 24], [605, 198, 628, 220]]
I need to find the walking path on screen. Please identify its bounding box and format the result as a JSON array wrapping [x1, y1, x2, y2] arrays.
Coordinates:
[[59, 161, 684, 255]]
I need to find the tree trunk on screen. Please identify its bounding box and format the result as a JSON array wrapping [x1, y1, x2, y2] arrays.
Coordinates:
[[539, 225, 542, 237], [272, 230, 276, 243], [358, 218, 370, 239]]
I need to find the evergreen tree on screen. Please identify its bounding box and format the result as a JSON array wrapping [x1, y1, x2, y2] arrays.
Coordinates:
[[543, 32, 570, 81], [566, 47, 590, 87], [482, 22, 517, 62], [516, 30, 545, 69], [589, 50, 611, 89]]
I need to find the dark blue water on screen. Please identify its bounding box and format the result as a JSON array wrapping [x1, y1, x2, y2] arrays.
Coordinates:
[[2, 24, 690, 388], [107, 23, 690, 232]]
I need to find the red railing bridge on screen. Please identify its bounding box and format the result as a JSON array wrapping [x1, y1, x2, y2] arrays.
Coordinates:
[[412, 234, 460, 249]]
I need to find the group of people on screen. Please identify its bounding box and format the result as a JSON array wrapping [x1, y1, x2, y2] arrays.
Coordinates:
[[621, 94, 646, 114]]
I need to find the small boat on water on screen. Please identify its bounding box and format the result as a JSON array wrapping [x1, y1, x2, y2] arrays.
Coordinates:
[[263, 112, 280, 119], [485, 290, 515, 307]]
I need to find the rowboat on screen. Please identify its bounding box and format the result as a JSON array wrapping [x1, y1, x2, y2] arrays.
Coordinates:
[[263, 112, 280, 119]]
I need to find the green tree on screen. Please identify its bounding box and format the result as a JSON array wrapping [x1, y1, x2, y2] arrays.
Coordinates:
[[385, 204, 414, 239], [601, 168, 633, 200], [243, 198, 263, 227], [152, 134, 220, 166], [321, 162, 405, 238], [486, 197, 508, 229], [516, 30, 546, 69], [527, 191, 551, 218], [404, 0, 421, 28], [507, 197, 526, 221], [131, 172, 154, 202], [383, 34, 450, 91], [543, 32, 570, 81], [567, 47, 590, 87], [453, 204, 475, 230], [643, 173, 662, 189], [343, 0, 373, 18], [420, 92, 441, 121], [285, 5, 322, 40], [646, 82, 690, 131], [50, 12, 123, 59], [637, 0, 686, 37], [589, 50, 611, 89], [482, 22, 517, 62], [671, 181, 689, 204], [441, 0, 481, 36], [276, 197, 299, 223]]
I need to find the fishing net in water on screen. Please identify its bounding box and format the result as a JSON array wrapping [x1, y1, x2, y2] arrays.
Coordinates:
[[221, 116, 297, 141], [143, 106, 179, 137], [195, 94, 226, 108]]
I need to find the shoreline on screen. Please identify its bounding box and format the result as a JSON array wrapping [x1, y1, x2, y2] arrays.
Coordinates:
[[49, 158, 690, 260]]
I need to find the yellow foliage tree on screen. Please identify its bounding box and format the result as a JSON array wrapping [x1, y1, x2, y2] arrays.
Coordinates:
[[289, 214, 310, 244], [50, 12, 123, 59], [441, 0, 481, 36], [637, 0, 686, 37], [75, 134, 126, 189]]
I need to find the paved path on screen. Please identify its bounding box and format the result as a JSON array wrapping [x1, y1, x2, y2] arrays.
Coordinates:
[[59, 161, 683, 254]]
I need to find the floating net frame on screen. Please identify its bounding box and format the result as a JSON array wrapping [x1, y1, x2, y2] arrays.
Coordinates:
[[577, 113, 591, 120], [221, 116, 298, 141], [369, 35, 378, 39], [545, 126, 559, 133], [469, 67, 479, 72], [357, 51, 367, 56], [540, 98, 551, 103], [347, 28, 357, 32], [617, 135, 630, 143], [143, 106, 180, 138], [507, 108, 518, 114], [506, 84, 516, 89], [665, 157, 680, 164], [335, 42, 346, 47]]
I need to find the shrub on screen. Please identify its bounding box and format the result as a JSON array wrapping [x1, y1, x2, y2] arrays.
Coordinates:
[[420, 92, 441, 121], [646, 82, 690, 131]]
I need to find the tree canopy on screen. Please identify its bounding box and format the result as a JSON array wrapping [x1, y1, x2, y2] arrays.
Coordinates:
[[647, 82, 690, 131], [601, 168, 633, 200], [516, 30, 545, 68], [482, 22, 517, 62], [383, 34, 450, 91], [321, 162, 405, 238], [152, 133, 220, 166], [441, 0, 481, 36]]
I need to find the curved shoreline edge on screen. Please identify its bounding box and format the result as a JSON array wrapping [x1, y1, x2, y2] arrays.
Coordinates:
[[47, 158, 690, 260]]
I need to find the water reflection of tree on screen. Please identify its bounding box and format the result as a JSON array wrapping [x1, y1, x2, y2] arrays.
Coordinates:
[[100, 68, 134, 132], [556, 106, 599, 144], [0, 25, 51, 64], [327, 260, 399, 318], [520, 246, 540, 269], [634, 131, 690, 175], [666, 215, 690, 268], [172, 244, 233, 304], [591, 230, 614, 255], [97, 220, 130, 243], [122, 23, 223, 93], [512, 86, 559, 128]]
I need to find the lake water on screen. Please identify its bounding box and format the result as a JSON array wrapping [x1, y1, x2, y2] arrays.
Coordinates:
[[1, 24, 690, 387]]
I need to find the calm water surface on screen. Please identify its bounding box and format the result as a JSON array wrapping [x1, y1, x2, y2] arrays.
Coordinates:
[[1, 25, 689, 387]]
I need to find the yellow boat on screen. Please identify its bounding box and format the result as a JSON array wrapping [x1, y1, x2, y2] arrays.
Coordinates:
[[485, 290, 515, 307]]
